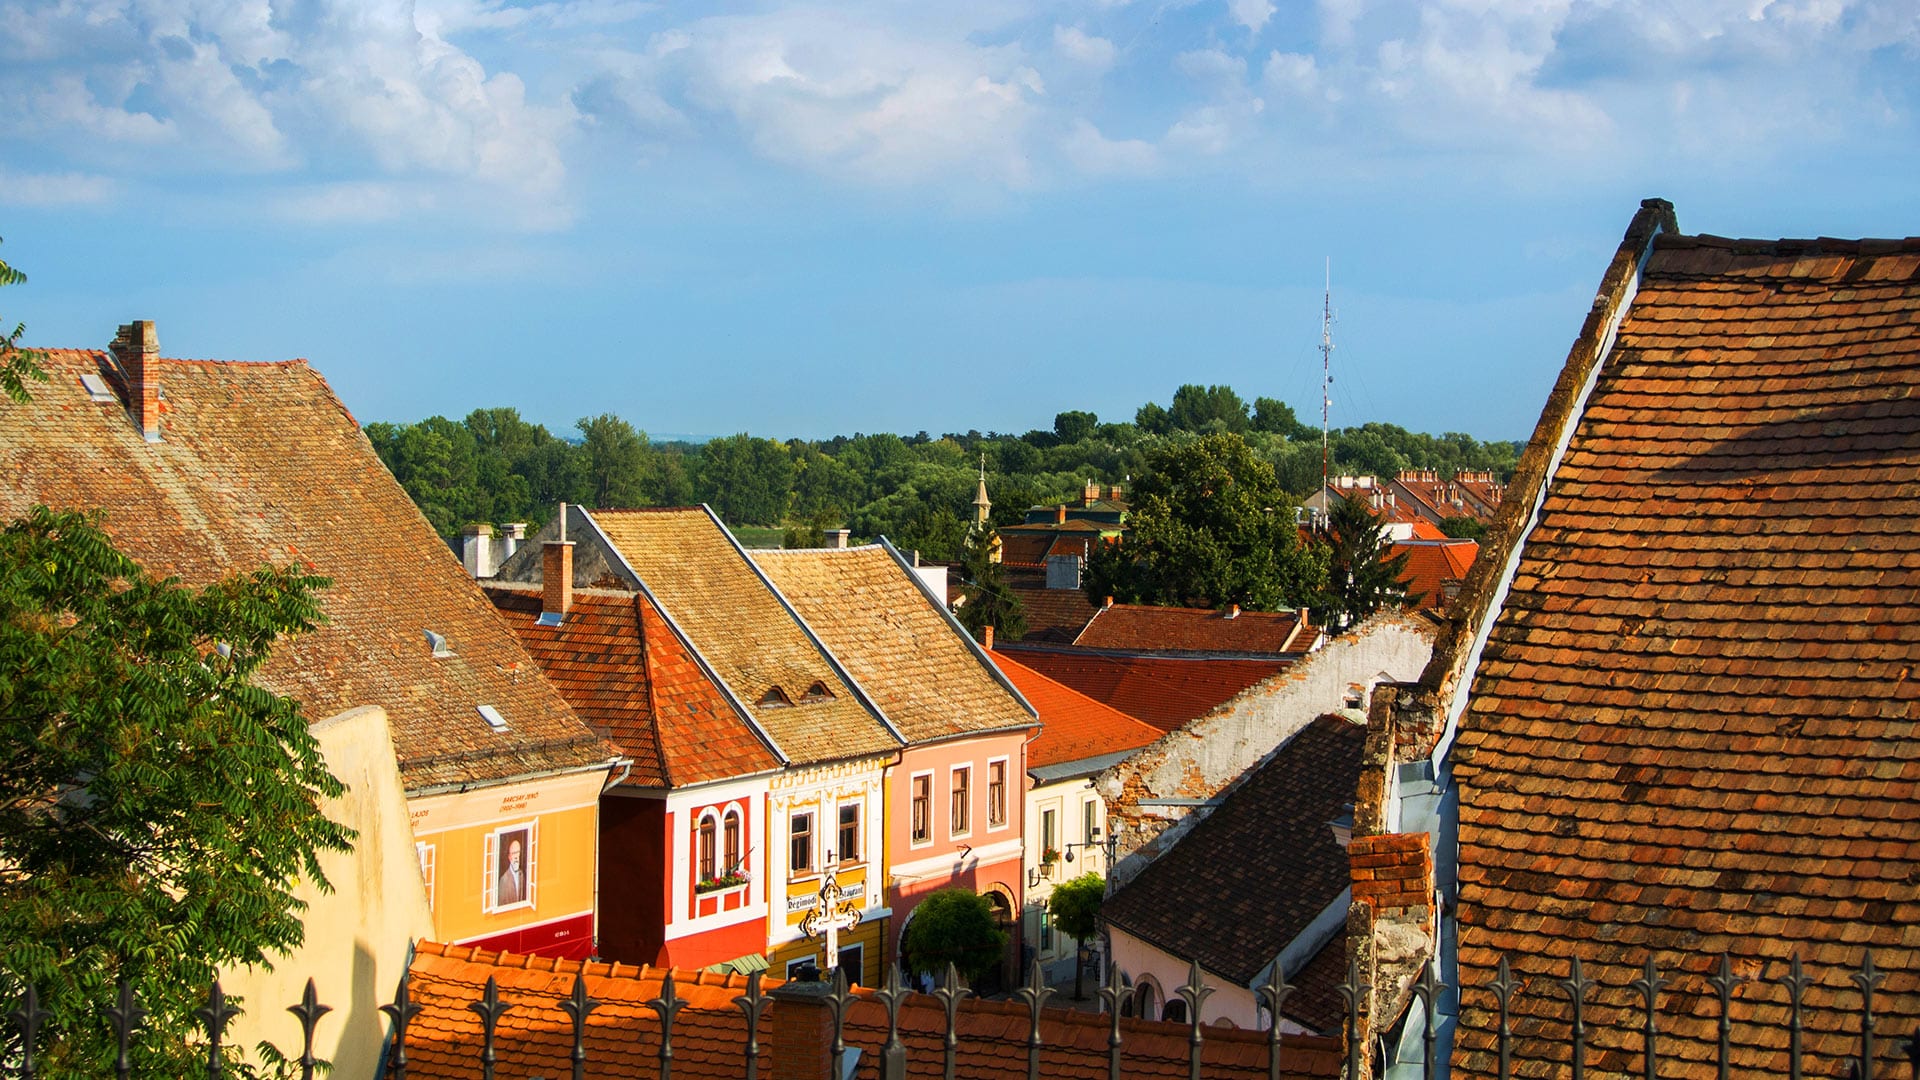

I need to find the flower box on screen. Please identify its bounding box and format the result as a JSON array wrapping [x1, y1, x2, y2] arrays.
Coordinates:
[[696, 873, 750, 894]]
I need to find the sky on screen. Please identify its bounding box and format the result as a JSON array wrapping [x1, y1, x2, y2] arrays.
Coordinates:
[[2, 1, 1916, 443]]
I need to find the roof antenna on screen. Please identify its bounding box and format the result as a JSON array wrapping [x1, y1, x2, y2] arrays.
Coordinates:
[[1321, 257, 1335, 511]]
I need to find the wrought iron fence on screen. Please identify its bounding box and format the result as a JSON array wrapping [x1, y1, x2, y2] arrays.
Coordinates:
[[8, 951, 1920, 1080]]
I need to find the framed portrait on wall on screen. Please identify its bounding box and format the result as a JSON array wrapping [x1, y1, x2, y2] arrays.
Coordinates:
[[484, 822, 537, 913]]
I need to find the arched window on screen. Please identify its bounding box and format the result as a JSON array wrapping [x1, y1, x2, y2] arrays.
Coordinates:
[[1163, 999, 1188, 1023], [723, 808, 743, 874], [1135, 980, 1159, 1020], [698, 815, 717, 881]]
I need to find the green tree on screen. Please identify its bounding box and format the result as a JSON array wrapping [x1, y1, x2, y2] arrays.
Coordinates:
[[1251, 396, 1314, 439], [577, 413, 651, 508], [955, 528, 1026, 644], [0, 507, 353, 1076], [1168, 384, 1250, 433], [1104, 433, 1326, 611], [900, 888, 1009, 985], [1318, 494, 1416, 630], [1053, 410, 1099, 444], [0, 237, 47, 403], [1048, 873, 1105, 1000], [1439, 515, 1488, 540], [697, 434, 795, 526]]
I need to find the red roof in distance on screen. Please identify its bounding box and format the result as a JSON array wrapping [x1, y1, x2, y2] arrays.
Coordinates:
[[989, 651, 1163, 768]]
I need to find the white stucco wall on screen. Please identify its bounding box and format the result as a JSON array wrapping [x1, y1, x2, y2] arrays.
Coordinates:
[[1096, 611, 1436, 890], [223, 705, 435, 1079]]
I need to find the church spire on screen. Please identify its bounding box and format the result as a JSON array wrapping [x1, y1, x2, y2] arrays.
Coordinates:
[[973, 453, 992, 526]]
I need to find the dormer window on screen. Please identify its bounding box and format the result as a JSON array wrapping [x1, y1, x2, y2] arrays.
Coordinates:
[[801, 680, 835, 703], [424, 629, 453, 658], [758, 687, 793, 709]]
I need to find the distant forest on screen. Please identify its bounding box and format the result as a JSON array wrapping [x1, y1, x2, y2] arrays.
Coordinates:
[[367, 383, 1524, 562]]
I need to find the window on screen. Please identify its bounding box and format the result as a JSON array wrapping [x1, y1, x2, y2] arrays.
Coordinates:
[[987, 760, 1007, 827], [950, 766, 971, 836], [791, 811, 814, 875], [802, 680, 835, 702], [723, 808, 742, 874], [1163, 999, 1188, 1024], [1040, 910, 1053, 950], [838, 802, 861, 864], [911, 774, 932, 844], [1042, 808, 1057, 853], [758, 686, 792, 708], [416, 842, 436, 912], [698, 815, 717, 881], [1083, 798, 1099, 846], [483, 823, 537, 913]]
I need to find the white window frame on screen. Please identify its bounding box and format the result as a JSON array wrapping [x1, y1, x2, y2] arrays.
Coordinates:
[[949, 764, 972, 840], [482, 820, 538, 914], [986, 756, 1010, 831], [1082, 797, 1101, 847], [908, 770, 935, 848], [415, 841, 436, 912]]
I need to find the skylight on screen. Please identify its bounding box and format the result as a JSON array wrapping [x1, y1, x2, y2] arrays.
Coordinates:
[[78, 372, 115, 403], [477, 705, 509, 732]]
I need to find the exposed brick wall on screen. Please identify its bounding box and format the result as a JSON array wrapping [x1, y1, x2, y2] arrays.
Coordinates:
[[1349, 832, 1432, 912]]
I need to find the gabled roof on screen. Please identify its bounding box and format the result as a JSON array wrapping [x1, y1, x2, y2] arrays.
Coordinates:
[[589, 508, 901, 766], [1104, 715, 1366, 1020], [995, 645, 1284, 733], [1072, 603, 1315, 656], [0, 347, 612, 790], [751, 544, 1036, 744], [988, 651, 1162, 770], [399, 941, 1343, 1079], [1389, 538, 1478, 611], [486, 584, 780, 788], [1007, 580, 1103, 643], [1447, 206, 1920, 1076]]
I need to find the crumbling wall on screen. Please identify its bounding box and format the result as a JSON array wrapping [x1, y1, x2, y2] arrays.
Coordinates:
[[1096, 611, 1437, 890]]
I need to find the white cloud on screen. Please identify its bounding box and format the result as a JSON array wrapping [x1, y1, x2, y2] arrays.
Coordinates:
[[1062, 118, 1158, 173], [1227, 0, 1275, 34], [0, 167, 117, 207], [1054, 25, 1117, 71]]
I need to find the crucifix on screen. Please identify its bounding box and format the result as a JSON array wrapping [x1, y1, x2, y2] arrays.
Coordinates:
[[800, 848, 862, 973]]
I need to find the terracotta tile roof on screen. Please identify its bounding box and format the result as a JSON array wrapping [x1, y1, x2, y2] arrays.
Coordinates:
[[486, 584, 780, 788], [1104, 715, 1365, 1024], [1450, 231, 1920, 1078], [1389, 538, 1478, 611], [987, 652, 1162, 769], [994, 645, 1284, 733], [400, 941, 1343, 1079], [752, 545, 1037, 743], [0, 348, 612, 790], [1072, 603, 1314, 655], [589, 508, 901, 765], [1005, 578, 1102, 643]]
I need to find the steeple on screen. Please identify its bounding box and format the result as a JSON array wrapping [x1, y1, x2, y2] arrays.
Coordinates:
[[973, 453, 992, 526]]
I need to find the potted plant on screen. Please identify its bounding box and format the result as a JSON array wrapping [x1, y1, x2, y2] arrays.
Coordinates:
[[696, 870, 751, 894]]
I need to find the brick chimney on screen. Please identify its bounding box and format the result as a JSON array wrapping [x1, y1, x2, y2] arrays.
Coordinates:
[[768, 979, 837, 1080], [1083, 478, 1099, 502], [110, 320, 161, 442]]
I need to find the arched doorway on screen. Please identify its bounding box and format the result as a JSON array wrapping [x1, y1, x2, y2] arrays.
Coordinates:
[[977, 885, 1018, 996]]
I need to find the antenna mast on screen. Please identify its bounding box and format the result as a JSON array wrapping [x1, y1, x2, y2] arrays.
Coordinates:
[[1320, 258, 1334, 502]]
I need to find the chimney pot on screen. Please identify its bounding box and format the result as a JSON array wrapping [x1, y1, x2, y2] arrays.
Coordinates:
[[110, 320, 161, 442], [542, 541, 575, 621], [1227, 604, 1240, 619], [1103, 595, 1115, 609], [982, 625, 995, 649], [501, 523, 527, 561], [1055, 504, 1067, 525]]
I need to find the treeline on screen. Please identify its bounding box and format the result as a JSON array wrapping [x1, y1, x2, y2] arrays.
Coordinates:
[[367, 385, 1523, 561]]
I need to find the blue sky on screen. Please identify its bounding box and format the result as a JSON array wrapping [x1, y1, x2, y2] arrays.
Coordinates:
[[3, 0, 1915, 442]]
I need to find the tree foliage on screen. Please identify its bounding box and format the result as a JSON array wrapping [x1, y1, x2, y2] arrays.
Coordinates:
[[1, 237, 48, 403], [1048, 872, 1104, 941], [1095, 433, 1328, 611], [900, 888, 1009, 984], [365, 385, 1523, 566], [954, 528, 1025, 644], [1318, 495, 1416, 630], [0, 507, 353, 1076]]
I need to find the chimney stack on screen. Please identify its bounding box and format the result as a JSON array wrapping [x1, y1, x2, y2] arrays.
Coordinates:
[[1084, 478, 1099, 503], [542, 503, 573, 621], [1226, 604, 1240, 620], [982, 625, 995, 649], [110, 320, 161, 442], [501, 523, 527, 561], [1055, 504, 1067, 525], [769, 979, 840, 1080], [827, 529, 851, 549], [462, 523, 495, 578]]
